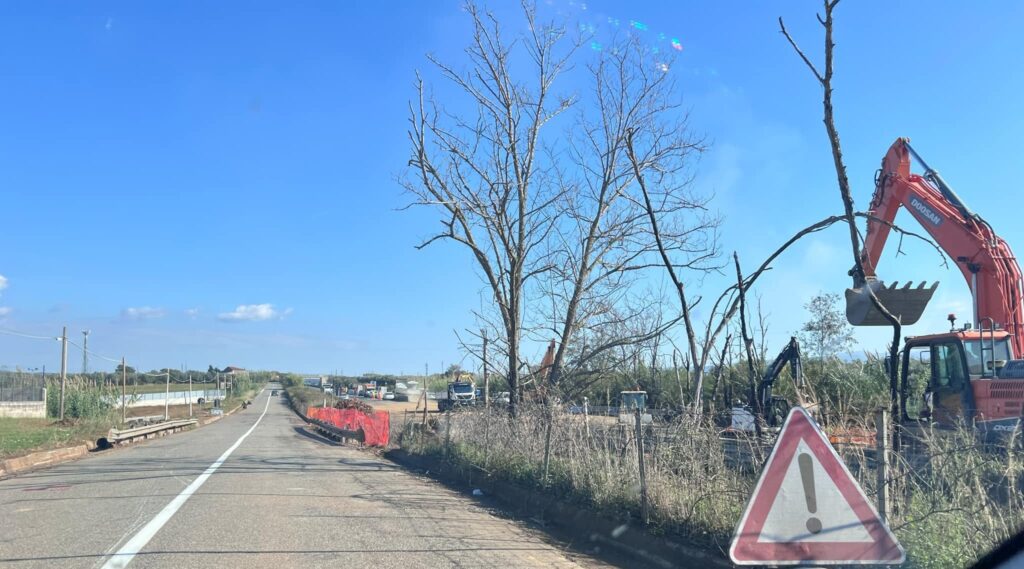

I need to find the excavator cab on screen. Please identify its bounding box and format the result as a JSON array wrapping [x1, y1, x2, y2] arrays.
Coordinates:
[[901, 333, 976, 427]]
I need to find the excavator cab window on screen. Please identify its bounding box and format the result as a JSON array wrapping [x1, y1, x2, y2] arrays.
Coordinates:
[[932, 342, 968, 391], [904, 346, 931, 420], [963, 339, 1013, 376], [927, 341, 969, 426], [902, 340, 970, 425]]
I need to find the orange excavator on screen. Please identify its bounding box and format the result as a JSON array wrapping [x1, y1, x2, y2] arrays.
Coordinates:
[[847, 138, 1024, 438]]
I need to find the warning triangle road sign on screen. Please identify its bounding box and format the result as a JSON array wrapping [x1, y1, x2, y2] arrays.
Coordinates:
[[729, 407, 905, 565]]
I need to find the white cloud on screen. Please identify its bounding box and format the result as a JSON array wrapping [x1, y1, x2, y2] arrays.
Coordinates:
[[0, 307, 10, 317], [218, 303, 290, 322], [185, 308, 200, 319], [0, 274, 7, 292], [121, 306, 166, 320]]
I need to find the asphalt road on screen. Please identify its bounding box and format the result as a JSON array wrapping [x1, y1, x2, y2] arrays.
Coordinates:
[[0, 385, 608, 568]]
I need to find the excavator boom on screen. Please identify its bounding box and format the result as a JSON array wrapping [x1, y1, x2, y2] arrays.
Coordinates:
[[847, 138, 1024, 357]]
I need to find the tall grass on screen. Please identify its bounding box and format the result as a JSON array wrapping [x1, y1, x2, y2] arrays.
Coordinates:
[[399, 403, 1024, 567], [45, 377, 115, 420]]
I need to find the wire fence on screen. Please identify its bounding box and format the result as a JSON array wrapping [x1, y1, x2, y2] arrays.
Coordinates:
[[0, 374, 46, 402], [399, 402, 1024, 567]]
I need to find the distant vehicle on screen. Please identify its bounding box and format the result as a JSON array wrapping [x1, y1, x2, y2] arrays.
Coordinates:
[[394, 381, 417, 402], [302, 376, 325, 389], [494, 391, 511, 405], [618, 390, 652, 425], [383, 392, 395, 400], [437, 380, 476, 412], [271, 390, 279, 396]]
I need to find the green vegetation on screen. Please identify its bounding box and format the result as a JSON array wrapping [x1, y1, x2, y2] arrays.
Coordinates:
[[0, 418, 109, 459], [46, 378, 115, 420], [0, 370, 272, 460], [283, 384, 335, 413], [221, 373, 266, 410]]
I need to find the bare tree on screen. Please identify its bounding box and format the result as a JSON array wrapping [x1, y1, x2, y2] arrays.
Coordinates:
[[625, 0, 943, 422], [404, 3, 576, 416], [779, 0, 904, 423], [626, 131, 735, 417], [540, 37, 716, 400]]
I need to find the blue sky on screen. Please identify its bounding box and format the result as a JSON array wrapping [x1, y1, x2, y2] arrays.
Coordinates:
[[2, 1, 1023, 374]]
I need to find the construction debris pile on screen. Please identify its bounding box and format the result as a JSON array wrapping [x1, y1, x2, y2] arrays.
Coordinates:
[[333, 398, 376, 415]]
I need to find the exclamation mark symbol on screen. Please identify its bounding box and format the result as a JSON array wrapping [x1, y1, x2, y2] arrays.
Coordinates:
[[798, 452, 822, 534]]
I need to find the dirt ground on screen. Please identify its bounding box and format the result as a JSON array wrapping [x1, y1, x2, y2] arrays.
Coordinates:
[[365, 398, 436, 426]]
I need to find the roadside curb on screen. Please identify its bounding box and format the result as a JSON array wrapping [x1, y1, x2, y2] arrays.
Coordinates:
[[0, 399, 252, 480], [0, 441, 95, 479], [383, 448, 732, 569]]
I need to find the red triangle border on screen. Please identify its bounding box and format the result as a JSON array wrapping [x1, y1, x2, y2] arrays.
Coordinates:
[[729, 407, 905, 565]]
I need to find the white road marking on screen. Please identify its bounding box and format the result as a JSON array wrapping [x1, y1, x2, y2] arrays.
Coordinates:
[[101, 395, 271, 569]]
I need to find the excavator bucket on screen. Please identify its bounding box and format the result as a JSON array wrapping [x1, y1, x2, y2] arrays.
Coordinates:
[[845, 280, 938, 326]]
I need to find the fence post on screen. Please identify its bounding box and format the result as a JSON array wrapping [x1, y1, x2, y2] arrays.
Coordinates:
[[483, 408, 491, 470], [876, 408, 889, 523], [583, 397, 591, 440], [542, 403, 554, 484], [635, 408, 649, 525], [445, 410, 452, 459], [59, 326, 68, 421], [121, 357, 127, 425]]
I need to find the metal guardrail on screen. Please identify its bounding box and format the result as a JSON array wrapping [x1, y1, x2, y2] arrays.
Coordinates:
[[106, 419, 198, 445], [307, 416, 365, 443]]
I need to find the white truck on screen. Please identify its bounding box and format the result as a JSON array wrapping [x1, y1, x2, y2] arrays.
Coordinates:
[[436, 381, 476, 412]]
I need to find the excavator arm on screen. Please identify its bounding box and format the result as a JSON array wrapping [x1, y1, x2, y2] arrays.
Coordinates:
[[848, 138, 1024, 356], [756, 337, 816, 426]]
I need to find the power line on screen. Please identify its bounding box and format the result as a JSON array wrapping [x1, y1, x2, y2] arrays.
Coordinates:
[[65, 339, 122, 365], [0, 328, 59, 341]]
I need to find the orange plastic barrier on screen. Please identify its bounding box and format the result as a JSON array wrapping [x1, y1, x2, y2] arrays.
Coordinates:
[[307, 406, 390, 447]]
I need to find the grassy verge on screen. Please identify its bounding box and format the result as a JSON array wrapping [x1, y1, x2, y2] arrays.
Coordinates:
[[2, 382, 268, 461], [283, 385, 336, 413], [0, 418, 110, 460], [396, 405, 1024, 568]]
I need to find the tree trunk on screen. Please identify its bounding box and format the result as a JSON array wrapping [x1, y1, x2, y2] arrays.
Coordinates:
[[507, 324, 519, 418]]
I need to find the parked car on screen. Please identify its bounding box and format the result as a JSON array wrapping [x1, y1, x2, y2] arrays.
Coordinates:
[[383, 392, 395, 400], [271, 390, 279, 396]]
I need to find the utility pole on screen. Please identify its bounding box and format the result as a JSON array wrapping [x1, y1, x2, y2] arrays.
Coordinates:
[[59, 326, 68, 421], [164, 369, 170, 421], [121, 357, 127, 425], [188, 373, 193, 417], [81, 330, 90, 376], [482, 329, 489, 408]]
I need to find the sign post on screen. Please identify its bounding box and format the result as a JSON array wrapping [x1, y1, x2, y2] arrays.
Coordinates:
[[729, 407, 904, 566]]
